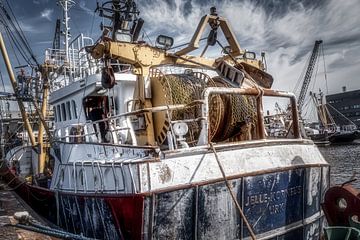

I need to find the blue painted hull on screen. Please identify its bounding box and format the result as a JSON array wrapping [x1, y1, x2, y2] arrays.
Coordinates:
[[143, 166, 329, 239]]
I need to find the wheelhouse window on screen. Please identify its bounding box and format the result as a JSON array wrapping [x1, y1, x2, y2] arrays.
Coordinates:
[[61, 103, 66, 121], [53, 106, 57, 122], [72, 100, 78, 119], [57, 105, 62, 122], [83, 96, 109, 120], [66, 101, 72, 120]]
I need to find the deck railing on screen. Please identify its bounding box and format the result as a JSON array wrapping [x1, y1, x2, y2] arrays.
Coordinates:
[[45, 34, 102, 90], [53, 87, 301, 150]]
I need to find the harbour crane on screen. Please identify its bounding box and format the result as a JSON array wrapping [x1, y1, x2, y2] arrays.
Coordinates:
[[297, 40, 323, 114]]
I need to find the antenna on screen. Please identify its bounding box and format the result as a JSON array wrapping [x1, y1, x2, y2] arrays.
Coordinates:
[[58, 0, 75, 62], [96, 0, 142, 42]]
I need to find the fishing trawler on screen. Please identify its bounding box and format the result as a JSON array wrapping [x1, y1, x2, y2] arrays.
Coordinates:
[[0, 1, 329, 239], [305, 91, 359, 144]]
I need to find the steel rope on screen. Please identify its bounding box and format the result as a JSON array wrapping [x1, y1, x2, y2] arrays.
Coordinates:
[[210, 142, 257, 240]]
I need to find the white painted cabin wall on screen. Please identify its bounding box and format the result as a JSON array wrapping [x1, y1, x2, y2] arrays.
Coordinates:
[[50, 73, 136, 140]]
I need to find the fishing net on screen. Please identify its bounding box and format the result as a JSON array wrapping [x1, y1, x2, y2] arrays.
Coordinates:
[[151, 72, 257, 145]]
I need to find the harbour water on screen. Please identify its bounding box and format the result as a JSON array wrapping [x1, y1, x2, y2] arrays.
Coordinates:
[[319, 141, 360, 189]]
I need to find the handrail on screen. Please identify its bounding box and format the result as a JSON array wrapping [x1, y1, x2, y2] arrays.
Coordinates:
[[53, 102, 202, 146], [53, 87, 302, 148], [45, 34, 101, 88], [202, 87, 301, 144], [54, 102, 200, 133]]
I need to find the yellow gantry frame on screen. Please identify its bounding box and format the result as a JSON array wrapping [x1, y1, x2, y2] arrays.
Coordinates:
[[176, 14, 242, 57], [90, 13, 261, 146]]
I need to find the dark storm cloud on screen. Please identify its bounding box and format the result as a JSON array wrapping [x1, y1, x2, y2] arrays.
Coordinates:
[[326, 33, 360, 50], [327, 58, 348, 72], [253, 0, 327, 18], [183, 0, 193, 17], [327, 44, 360, 72]]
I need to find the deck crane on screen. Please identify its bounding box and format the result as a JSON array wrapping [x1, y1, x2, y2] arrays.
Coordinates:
[[297, 40, 323, 114]]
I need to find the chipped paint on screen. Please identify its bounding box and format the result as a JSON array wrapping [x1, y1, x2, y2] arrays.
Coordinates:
[[158, 164, 172, 184], [140, 143, 326, 193], [143, 168, 326, 239], [307, 168, 320, 206]]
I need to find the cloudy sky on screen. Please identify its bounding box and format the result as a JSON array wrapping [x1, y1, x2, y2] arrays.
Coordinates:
[[0, 0, 360, 116]]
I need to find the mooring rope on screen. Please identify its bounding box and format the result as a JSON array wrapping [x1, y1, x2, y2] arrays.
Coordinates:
[[6, 221, 96, 240], [210, 142, 257, 240]]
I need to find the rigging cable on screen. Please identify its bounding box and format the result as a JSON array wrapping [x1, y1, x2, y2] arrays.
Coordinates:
[[90, 10, 96, 37], [301, 96, 312, 118], [4, 0, 34, 54], [210, 143, 257, 240], [0, 17, 30, 66], [292, 50, 312, 95], [321, 44, 329, 94], [327, 103, 357, 127], [0, 68, 5, 115], [169, 37, 207, 50], [1, 25, 23, 66], [0, 2, 39, 67], [71, 16, 81, 37], [142, 30, 153, 45], [0, 68, 6, 91], [4, 0, 39, 66]]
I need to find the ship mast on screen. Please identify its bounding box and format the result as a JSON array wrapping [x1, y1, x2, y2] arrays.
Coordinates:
[[0, 2, 53, 176], [0, 33, 36, 146], [58, 0, 75, 62], [38, 1, 75, 175]]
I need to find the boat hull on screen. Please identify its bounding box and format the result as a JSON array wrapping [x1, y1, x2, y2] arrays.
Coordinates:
[[1, 164, 329, 240], [309, 131, 359, 145], [329, 131, 359, 143], [142, 166, 329, 239]]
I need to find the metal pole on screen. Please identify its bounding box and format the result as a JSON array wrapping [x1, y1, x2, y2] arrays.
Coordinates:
[[64, 0, 69, 62], [256, 95, 265, 139], [290, 96, 301, 139], [0, 33, 36, 146], [210, 143, 257, 240], [59, 0, 75, 79], [37, 79, 50, 174]]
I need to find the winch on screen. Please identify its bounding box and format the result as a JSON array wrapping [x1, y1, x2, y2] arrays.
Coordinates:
[[151, 73, 258, 145], [322, 183, 360, 226]]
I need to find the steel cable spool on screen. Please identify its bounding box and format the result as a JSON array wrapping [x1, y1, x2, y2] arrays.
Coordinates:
[[208, 78, 226, 141], [209, 77, 257, 142], [151, 73, 258, 145], [151, 73, 205, 145]]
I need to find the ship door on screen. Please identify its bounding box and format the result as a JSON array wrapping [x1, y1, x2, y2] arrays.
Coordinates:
[[83, 96, 110, 141], [83, 96, 109, 120]]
